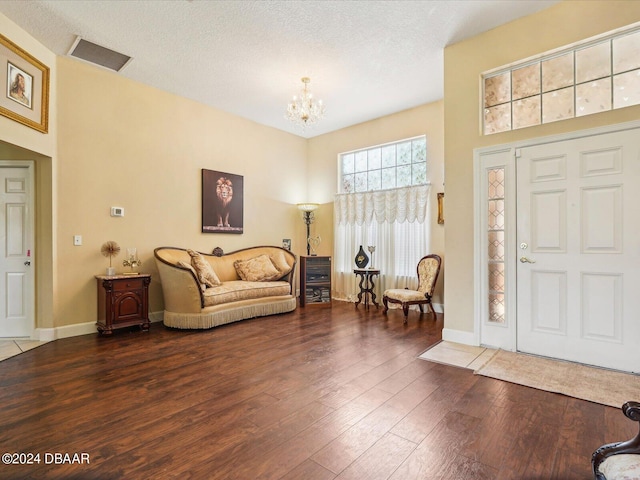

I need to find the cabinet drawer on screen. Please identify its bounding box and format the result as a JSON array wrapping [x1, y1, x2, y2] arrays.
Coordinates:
[[113, 278, 144, 291]]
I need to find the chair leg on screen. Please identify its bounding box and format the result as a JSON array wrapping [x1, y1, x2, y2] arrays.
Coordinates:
[[418, 304, 424, 313], [402, 304, 409, 323], [428, 301, 436, 320], [383, 296, 389, 314]]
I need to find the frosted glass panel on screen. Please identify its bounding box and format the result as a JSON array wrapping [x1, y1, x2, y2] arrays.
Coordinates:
[[542, 53, 574, 92], [397, 142, 411, 165], [342, 174, 354, 193], [488, 231, 505, 261], [355, 151, 367, 172], [488, 168, 505, 198], [485, 72, 510, 107], [542, 86, 574, 123], [397, 165, 411, 187], [488, 199, 505, 230], [489, 263, 504, 292], [513, 95, 541, 130], [512, 63, 540, 100], [576, 79, 612, 116], [381, 168, 395, 190], [381, 145, 395, 167], [368, 148, 381, 170], [412, 162, 427, 185], [489, 294, 505, 324], [412, 138, 427, 162], [576, 41, 611, 83], [613, 30, 640, 74], [342, 154, 354, 174], [613, 69, 640, 109], [367, 170, 381, 191], [484, 104, 511, 135]]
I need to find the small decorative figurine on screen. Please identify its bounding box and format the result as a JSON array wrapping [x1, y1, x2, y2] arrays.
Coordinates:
[[308, 235, 321, 256], [101, 241, 120, 276]]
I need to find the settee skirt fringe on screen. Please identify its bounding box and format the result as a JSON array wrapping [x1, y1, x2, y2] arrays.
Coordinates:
[[163, 297, 297, 329]]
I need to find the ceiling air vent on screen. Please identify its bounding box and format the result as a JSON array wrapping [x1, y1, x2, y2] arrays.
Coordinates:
[[67, 36, 132, 72]]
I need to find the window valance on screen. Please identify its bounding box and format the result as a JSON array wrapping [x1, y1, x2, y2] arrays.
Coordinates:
[[334, 184, 431, 226]]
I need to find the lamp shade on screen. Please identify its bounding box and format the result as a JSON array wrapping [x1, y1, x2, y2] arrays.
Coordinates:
[[297, 203, 319, 212]]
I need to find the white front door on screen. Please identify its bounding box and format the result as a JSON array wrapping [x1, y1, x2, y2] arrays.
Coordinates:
[[516, 130, 640, 372], [0, 164, 34, 337]]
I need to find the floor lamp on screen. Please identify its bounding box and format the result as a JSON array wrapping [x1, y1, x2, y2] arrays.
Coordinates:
[[297, 203, 319, 255]]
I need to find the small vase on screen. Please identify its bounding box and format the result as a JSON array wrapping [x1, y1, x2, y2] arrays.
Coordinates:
[[355, 245, 369, 268], [106, 267, 116, 276]]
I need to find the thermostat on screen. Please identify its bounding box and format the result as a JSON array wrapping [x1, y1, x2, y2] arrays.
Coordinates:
[[111, 207, 125, 217]]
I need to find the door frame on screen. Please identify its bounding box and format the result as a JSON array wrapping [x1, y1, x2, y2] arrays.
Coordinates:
[[474, 119, 640, 351], [0, 160, 35, 338]]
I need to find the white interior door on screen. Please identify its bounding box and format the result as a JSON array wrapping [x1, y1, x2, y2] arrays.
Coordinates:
[[516, 129, 640, 372], [0, 164, 34, 337]]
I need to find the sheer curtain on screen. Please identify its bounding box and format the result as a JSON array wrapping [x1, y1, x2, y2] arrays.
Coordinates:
[[333, 184, 431, 301]]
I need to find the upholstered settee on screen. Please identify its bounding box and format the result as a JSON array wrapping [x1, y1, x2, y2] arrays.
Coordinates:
[[154, 246, 297, 329]]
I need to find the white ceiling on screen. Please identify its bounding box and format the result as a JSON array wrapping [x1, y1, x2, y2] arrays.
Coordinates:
[[0, 0, 559, 138]]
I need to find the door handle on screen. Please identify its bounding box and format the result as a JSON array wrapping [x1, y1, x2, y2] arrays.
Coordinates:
[[24, 261, 31, 266], [519, 257, 536, 264]]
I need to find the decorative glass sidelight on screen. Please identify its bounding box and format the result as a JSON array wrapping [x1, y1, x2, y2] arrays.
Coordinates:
[[487, 168, 505, 324]]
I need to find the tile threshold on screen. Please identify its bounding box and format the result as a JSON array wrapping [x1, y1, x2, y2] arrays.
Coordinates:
[[0, 339, 51, 362], [418, 340, 497, 370]]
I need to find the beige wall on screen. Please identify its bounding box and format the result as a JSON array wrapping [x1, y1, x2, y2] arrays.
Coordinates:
[[54, 57, 309, 326], [444, 1, 640, 336], [307, 101, 445, 303]]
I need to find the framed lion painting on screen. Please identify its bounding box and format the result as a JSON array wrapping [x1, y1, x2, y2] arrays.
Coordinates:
[[202, 169, 244, 234]]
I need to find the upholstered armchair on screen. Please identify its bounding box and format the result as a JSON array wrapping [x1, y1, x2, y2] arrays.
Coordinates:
[[382, 254, 441, 323], [592, 401, 640, 480]]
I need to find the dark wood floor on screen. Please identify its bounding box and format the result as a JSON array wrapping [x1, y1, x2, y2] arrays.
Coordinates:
[[0, 301, 635, 480]]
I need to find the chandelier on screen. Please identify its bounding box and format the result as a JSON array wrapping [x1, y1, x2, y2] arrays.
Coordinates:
[[285, 77, 325, 128]]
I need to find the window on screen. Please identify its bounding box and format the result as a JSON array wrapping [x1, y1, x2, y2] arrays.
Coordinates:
[[340, 136, 427, 193], [333, 136, 432, 304], [483, 26, 640, 135]]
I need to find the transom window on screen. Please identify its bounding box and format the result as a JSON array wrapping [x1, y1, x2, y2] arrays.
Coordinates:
[[340, 136, 427, 193], [483, 25, 640, 135]]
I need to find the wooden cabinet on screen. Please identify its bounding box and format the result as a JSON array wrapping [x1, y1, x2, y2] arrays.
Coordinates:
[[300, 256, 331, 306], [96, 274, 151, 335]]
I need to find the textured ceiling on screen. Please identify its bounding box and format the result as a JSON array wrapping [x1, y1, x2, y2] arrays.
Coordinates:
[[0, 0, 559, 138]]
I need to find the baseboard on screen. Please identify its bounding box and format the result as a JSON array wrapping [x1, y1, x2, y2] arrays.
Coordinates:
[[33, 311, 164, 341], [441, 327, 478, 346]]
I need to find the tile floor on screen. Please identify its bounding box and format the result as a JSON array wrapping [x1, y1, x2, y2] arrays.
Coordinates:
[[0, 339, 50, 362], [418, 340, 497, 370]]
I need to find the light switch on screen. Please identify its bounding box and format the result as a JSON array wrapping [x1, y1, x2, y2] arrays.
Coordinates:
[[73, 235, 82, 246], [111, 207, 124, 217]]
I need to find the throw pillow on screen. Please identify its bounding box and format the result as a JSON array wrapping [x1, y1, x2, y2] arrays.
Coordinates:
[[178, 260, 206, 292], [186, 249, 221, 288], [234, 254, 281, 282], [270, 251, 292, 277]]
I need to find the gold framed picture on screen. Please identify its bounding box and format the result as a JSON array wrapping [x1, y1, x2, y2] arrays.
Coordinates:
[[0, 34, 49, 133], [437, 192, 444, 224]]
